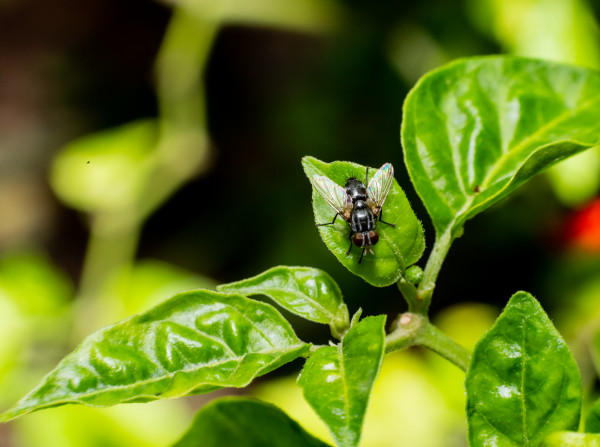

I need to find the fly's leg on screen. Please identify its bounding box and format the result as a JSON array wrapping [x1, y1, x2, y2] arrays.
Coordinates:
[[378, 209, 396, 227], [359, 247, 367, 264], [317, 213, 339, 226], [346, 231, 354, 256], [365, 166, 370, 185]]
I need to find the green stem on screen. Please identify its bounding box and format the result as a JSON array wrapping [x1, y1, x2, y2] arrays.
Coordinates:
[[385, 312, 424, 353], [140, 8, 219, 220], [396, 277, 422, 314], [73, 8, 219, 341], [385, 313, 470, 371], [415, 322, 470, 371], [74, 214, 140, 340], [416, 229, 453, 312]]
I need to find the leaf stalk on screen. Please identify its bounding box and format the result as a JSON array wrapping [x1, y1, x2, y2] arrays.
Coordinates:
[[385, 313, 470, 371]]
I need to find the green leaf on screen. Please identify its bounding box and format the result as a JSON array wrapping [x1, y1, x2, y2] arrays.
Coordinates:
[[540, 432, 600, 447], [218, 266, 349, 337], [298, 315, 386, 447], [402, 56, 600, 237], [171, 397, 330, 447], [466, 291, 582, 446], [586, 396, 600, 433], [50, 120, 158, 213], [302, 157, 425, 287], [0, 290, 309, 422]]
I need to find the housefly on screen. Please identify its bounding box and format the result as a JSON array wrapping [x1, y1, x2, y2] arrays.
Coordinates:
[[311, 163, 396, 263]]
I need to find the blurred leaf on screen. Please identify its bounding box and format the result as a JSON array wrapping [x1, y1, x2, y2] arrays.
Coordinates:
[[586, 396, 600, 433], [0, 290, 309, 421], [402, 56, 600, 236], [428, 303, 497, 411], [298, 316, 385, 447], [466, 291, 582, 446], [547, 146, 600, 207], [171, 397, 331, 447], [218, 266, 349, 336], [102, 259, 216, 323], [540, 431, 600, 447], [0, 252, 71, 315], [14, 400, 191, 447], [50, 120, 158, 213], [0, 252, 72, 405], [469, 0, 600, 69], [302, 157, 425, 287]]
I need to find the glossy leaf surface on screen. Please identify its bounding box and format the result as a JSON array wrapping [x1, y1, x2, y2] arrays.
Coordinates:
[[298, 315, 386, 447], [302, 157, 425, 287], [541, 432, 600, 447], [171, 397, 330, 447], [466, 292, 582, 446], [0, 290, 309, 421], [402, 56, 600, 236], [218, 266, 349, 335]]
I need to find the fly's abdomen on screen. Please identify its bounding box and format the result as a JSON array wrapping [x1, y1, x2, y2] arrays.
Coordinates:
[[351, 204, 375, 233]]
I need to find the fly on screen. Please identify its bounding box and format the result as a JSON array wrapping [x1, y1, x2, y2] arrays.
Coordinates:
[[311, 163, 396, 263]]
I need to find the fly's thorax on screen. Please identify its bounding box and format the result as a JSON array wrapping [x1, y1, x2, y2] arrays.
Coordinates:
[[345, 177, 367, 202]]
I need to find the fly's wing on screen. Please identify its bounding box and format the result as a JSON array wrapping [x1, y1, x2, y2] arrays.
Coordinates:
[[311, 175, 353, 220], [367, 163, 394, 212]]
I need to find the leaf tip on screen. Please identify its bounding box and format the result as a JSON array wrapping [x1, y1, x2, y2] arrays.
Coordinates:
[[507, 290, 538, 307]]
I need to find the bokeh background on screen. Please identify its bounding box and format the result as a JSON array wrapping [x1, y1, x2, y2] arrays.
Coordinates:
[[2, 0, 600, 446]]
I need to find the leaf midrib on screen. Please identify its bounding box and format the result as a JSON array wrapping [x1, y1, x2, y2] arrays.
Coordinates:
[[249, 287, 338, 322], [337, 341, 352, 446], [441, 95, 600, 236], [14, 344, 307, 414], [480, 95, 600, 190]]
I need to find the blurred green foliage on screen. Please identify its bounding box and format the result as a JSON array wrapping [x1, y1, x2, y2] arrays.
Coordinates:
[[1, 0, 600, 445]]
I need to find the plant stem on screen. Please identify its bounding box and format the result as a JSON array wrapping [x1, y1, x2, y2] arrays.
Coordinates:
[[415, 321, 470, 371], [141, 8, 218, 219], [74, 213, 140, 340], [416, 229, 453, 312], [72, 8, 218, 341], [396, 277, 423, 314], [385, 312, 470, 371]]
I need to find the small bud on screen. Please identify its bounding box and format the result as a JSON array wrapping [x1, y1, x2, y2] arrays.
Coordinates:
[[405, 265, 424, 285], [399, 313, 412, 326]]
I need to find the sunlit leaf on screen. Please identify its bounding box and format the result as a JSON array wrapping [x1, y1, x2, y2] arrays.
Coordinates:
[[466, 291, 582, 446], [302, 157, 425, 287], [298, 316, 385, 447], [402, 56, 600, 236], [540, 431, 600, 447], [0, 290, 309, 421], [218, 266, 349, 336], [171, 397, 330, 447]]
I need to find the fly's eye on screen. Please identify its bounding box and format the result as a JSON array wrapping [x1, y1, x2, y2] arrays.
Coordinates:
[[352, 233, 364, 247], [369, 231, 379, 245]]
